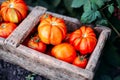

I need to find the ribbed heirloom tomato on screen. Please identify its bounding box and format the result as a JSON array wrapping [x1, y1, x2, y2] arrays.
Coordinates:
[[1, 0, 28, 23], [38, 16, 67, 45], [70, 26, 97, 55], [27, 35, 46, 53], [0, 22, 17, 38], [51, 43, 77, 63]]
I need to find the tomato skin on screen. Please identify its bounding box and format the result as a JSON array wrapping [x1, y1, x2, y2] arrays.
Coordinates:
[[51, 43, 77, 63], [38, 17, 67, 45], [27, 35, 46, 53], [73, 56, 88, 68], [70, 26, 97, 55], [0, 22, 17, 38], [1, 0, 28, 23]]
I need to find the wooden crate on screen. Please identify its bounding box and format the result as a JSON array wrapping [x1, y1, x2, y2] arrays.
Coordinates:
[[0, 6, 111, 80]]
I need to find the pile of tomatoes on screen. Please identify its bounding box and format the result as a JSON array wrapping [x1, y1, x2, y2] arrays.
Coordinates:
[[0, 0, 97, 69], [26, 13, 98, 69], [0, 0, 28, 38]]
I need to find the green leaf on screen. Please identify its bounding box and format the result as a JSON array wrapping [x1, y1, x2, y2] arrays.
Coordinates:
[[95, 11, 101, 18], [91, 2, 98, 10], [116, 0, 120, 8], [95, 0, 104, 8], [81, 10, 101, 23], [71, 0, 88, 8], [83, 1, 91, 12], [96, 19, 108, 25], [114, 76, 120, 80], [91, 0, 105, 8], [50, 0, 61, 7], [108, 4, 114, 14]]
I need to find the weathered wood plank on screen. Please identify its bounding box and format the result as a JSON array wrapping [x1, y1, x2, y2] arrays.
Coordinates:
[[3, 45, 93, 80], [0, 38, 5, 50], [4, 6, 47, 47], [86, 26, 111, 71], [0, 44, 93, 80], [0, 0, 4, 4]]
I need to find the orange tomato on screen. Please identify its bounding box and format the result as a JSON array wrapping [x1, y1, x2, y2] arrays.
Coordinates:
[[0, 22, 17, 38], [51, 43, 77, 63], [70, 26, 97, 55], [38, 17, 67, 45], [27, 35, 46, 53], [1, 0, 28, 23]]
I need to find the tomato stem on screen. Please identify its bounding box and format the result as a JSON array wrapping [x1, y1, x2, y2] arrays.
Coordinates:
[[9, 3, 14, 8], [1, 24, 6, 28], [35, 38, 40, 42], [78, 55, 87, 61], [82, 34, 87, 38]]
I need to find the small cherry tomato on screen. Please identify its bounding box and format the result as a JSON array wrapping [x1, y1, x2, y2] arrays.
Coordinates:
[[73, 56, 88, 68], [27, 35, 46, 53], [0, 22, 17, 38]]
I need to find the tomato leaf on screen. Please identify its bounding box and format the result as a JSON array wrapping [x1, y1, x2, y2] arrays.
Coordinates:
[[71, 0, 88, 8], [96, 19, 108, 25], [83, 1, 91, 12], [91, 0, 105, 8], [81, 10, 101, 23], [108, 4, 114, 14]]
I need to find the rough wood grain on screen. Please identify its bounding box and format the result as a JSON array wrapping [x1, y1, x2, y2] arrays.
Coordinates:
[[0, 0, 3, 4], [0, 38, 5, 50], [1, 44, 94, 80], [4, 6, 47, 47], [86, 26, 111, 72]]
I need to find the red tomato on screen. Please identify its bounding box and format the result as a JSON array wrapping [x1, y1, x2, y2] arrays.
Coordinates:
[[27, 35, 46, 53], [38, 17, 67, 45], [1, 0, 28, 23], [0, 22, 17, 38], [51, 43, 77, 63], [70, 26, 97, 55], [73, 56, 88, 68]]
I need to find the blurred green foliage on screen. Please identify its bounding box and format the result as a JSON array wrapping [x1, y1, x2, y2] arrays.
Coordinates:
[[24, 0, 120, 80]]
